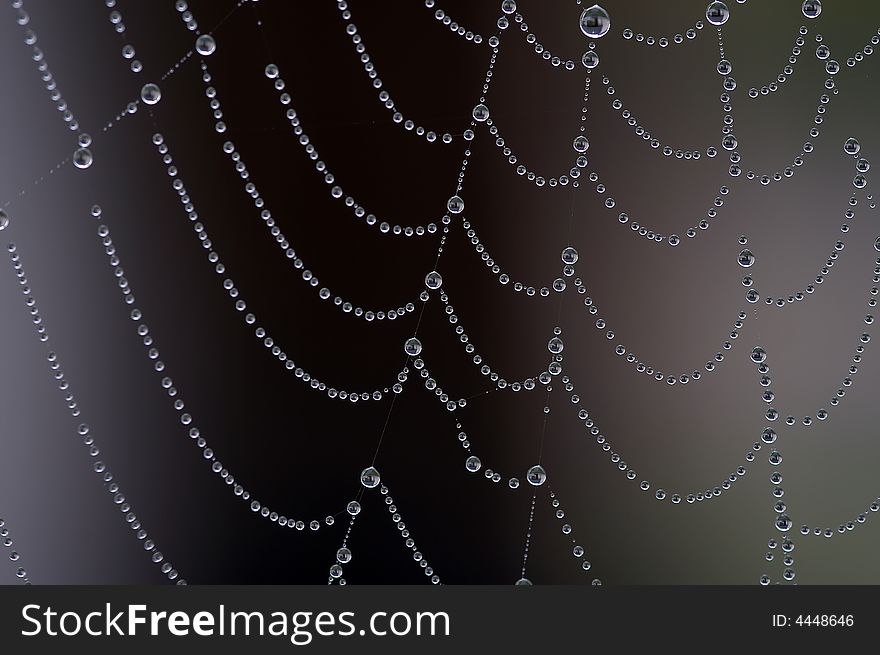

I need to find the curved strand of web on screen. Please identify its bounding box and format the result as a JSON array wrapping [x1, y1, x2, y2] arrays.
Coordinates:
[[747, 186, 866, 309], [437, 285, 557, 390], [735, 85, 835, 185], [335, 0, 456, 145], [423, 0, 485, 45], [600, 74, 718, 157], [563, 375, 755, 504], [750, 328, 875, 429], [199, 62, 424, 322], [149, 132, 411, 403], [0, 515, 29, 584], [576, 283, 749, 386], [375, 480, 443, 584], [796, 495, 880, 539], [6, 245, 185, 583], [839, 28, 880, 70], [482, 114, 585, 190], [618, 20, 706, 47], [507, 10, 578, 71], [459, 217, 570, 298], [10, 0, 81, 137], [92, 221, 349, 529], [716, 27, 833, 187], [266, 66, 444, 237], [580, 169, 733, 246], [739, 25, 809, 98]]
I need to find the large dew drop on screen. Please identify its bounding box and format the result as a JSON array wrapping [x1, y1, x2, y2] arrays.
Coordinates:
[[706, 1, 730, 26], [73, 147, 93, 170], [802, 0, 821, 19], [360, 467, 380, 489], [579, 5, 610, 39], [195, 34, 216, 56], [140, 83, 161, 105]]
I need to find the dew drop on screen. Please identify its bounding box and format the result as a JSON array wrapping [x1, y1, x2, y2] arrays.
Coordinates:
[[579, 5, 611, 39]]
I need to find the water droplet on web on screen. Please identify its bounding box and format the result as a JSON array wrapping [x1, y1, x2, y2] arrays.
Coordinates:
[[141, 83, 161, 105], [844, 137, 860, 155], [425, 271, 443, 289], [582, 51, 600, 69], [548, 337, 564, 354], [738, 249, 755, 267], [195, 34, 216, 56], [472, 103, 489, 122], [527, 465, 547, 486], [802, 0, 822, 19], [404, 337, 422, 356], [73, 147, 93, 169], [579, 5, 611, 39], [706, 2, 730, 26], [447, 195, 464, 214], [360, 467, 380, 489]]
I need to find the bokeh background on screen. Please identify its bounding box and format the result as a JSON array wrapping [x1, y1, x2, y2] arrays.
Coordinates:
[[2, 0, 880, 585]]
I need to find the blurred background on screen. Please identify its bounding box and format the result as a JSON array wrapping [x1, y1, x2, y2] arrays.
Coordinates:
[[1, 0, 880, 585]]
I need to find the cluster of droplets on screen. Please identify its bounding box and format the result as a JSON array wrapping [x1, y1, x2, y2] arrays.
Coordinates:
[[549, 491, 601, 584], [460, 223, 577, 296], [359, 471, 440, 583], [91, 215, 343, 531], [402, 347, 468, 413], [481, 68, 586, 188], [742, 145, 869, 307], [337, 1, 454, 144], [174, 0, 198, 33], [621, 22, 703, 47], [423, 0, 484, 44], [11, 0, 95, 169], [749, 350, 796, 584], [199, 64, 419, 322], [750, 309, 873, 432], [580, 273, 748, 385], [564, 373, 755, 504], [437, 290, 560, 391], [841, 28, 880, 69], [800, 497, 880, 539], [104, 0, 144, 73], [746, 26, 807, 98], [760, 533, 796, 586], [264, 64, 440, 236], [0, 518, 29, 583], [603, 76, 718, 159], [150, 132, 407, 402], [8, 0, 880, 587], [502, 5, 578, 70], [787, 241, 880, 539], [718, 29, 839, 185], [592, 170, 732, 245], [328, 509, 358, 584], [11, 0, 80, 134], [516, 492, 537, 585], [7, 243, 185, 583]]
